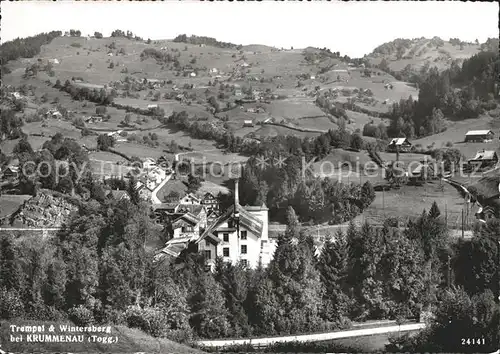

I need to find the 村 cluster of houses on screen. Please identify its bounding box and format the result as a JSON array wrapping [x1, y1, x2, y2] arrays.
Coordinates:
[[154, 179, 276, 270]]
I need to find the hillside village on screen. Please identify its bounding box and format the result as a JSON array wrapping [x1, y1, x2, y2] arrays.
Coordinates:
[[0, 17, 499, 353]]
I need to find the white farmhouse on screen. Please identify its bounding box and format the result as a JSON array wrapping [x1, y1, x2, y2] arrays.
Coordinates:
[[196, 179, 275, 269]]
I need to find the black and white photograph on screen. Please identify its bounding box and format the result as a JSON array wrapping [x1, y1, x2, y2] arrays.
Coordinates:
[[0, 1, 498, 353]]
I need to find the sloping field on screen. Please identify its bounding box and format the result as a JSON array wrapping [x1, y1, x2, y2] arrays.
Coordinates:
[[113, 141, 166, 160], [264, 100, 325, 120], [0, 321, 202, 353], [296, 116, 337, 131], [363, 181, 475, 227], [0, 136, 48, 155], [345, 110, 389, 132], [0, 194, 32, 219], [253, 124, 322, 139]]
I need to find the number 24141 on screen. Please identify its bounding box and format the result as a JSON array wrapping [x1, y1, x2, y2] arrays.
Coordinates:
[[462, 338, 485, 345]]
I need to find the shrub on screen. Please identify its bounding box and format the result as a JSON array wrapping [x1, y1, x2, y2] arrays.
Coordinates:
[[81, 128, 93, 137], [68, 305, 94, 326], [71, 42, 81, 48], [0, 288, 24, 319], [96, 106, 107, 115]]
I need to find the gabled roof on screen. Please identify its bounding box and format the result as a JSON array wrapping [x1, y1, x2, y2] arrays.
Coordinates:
[[202, 192, 216, 199], [177, 204, 204, 215], [160, 238, 191, 257], [465, 130, 494, 136], [172, 212, 200, 228], [244, 203, 268, 211], [410, 163, 434, 176], [389, 138, 411, 146], [196, 203, 265, 245], [152, 203, 179, 211], [107, 190, 129, 200], [469, 150, 497, 161], [181, 193, 201, 203]]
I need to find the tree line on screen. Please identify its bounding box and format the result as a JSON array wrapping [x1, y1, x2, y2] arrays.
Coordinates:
[[1, 199, 498, 352], [0, 31, 62, 72], [238, 155, 375, 224], [387, 52, 498, 138], [173, 34, 240, 49], [167, 110, 366, 160]]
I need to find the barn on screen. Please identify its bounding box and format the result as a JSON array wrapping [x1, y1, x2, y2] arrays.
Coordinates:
[[387, 138, 412, 153], [464, 130, 494, 143]]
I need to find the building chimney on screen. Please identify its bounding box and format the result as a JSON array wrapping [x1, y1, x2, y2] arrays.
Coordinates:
[[234, 178, 240, 206]]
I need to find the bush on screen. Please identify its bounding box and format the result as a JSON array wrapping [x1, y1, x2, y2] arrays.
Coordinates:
[[81, 128, 93, 137], [71, 42, 82, 48], [25, 302, 64, 321], [96, 106, 107, 115], [125, 305, 193, 343], [68, 305, 94, 326], [0, 288, 24, 319]]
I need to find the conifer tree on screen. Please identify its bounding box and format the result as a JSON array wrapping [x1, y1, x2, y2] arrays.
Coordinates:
[[317, 231, 349, 323], [429, 201, 441, 219]]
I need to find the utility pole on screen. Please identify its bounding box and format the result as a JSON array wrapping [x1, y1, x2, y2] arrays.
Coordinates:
[[495, 240, 500, 351], [382, 186, 385, 216], [461, 209, 464, 239], [445, 202, 448, 226]]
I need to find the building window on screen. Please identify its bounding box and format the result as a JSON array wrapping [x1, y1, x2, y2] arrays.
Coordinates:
[[240, 231, 247, 240], [241, 245, 247, 254], [204, 250, 211, 260], [223, 247, 230, 257], [241, 259, 248, 267], [223, 233, 229, 242], [205, 240, 210, 247]]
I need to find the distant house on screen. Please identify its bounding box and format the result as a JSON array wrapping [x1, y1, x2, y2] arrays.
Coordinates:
[[383, 99, 390, 104], [210, 68, 218, 74], [235, 89, 243, 97], [49, 58, 60, 65], [84, 115, 102, 123], [387, 138, 412, 153], [243, 120, 254, 128], [10, 92, 23, 100], [106, 190, 130, 201], [310, 75, 316, 80], [147, 104, 158, 110], [263, 117, 274, 124], [135, 181, 153, 201], [2, 166, 19, 179], [241, 62, 250, 68], [468, 150, 498, 169], [145, 79, 162, 88], [107, 53, 113, 57], [171, 212, 205, 239], [107, 130, 123, 139], [179, 193, 201, 205], [409, 162, 435, 185], [142, 157, 157, 169], [190, 72, 197, 77], [201, 192, 219, 213], [465, 130, 494, 143], [49, 111, 63, 119]]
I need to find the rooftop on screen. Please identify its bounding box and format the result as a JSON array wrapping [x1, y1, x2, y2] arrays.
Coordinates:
[[465, 130, 494, 136], [389, 138, 410, 145], [469, 150, 497, 161]]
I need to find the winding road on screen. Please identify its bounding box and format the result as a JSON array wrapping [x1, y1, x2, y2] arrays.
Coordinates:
[[196, 322, 426, 348]]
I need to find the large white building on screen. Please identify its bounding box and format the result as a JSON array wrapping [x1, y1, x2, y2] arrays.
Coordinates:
[[196, 179, 275, 269], [157, 179, 276, 269]]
